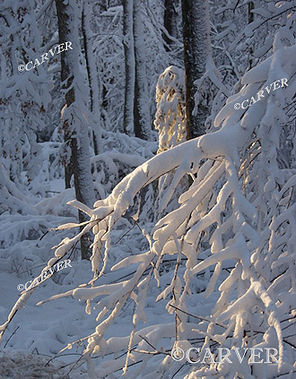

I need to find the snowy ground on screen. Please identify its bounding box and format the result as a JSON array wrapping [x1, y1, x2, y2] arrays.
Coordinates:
[[0, 260, 93, 378], [0, 208, 218, 378]]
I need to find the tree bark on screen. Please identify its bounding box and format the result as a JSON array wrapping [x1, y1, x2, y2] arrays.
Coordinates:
[[82, 0, 102, 156], [163, 0, 179, 51], [133, 1, 150, 139], [123, 0, 135, 135], [181, 0, 211, 138], [248, 1, 255, 69], [55, 0, 94, 259]]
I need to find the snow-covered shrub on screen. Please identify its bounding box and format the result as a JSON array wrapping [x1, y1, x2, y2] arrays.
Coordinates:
[[0, 157, 77, 281], [154, 65, 187, 218], [154, 65, 186, 153], [0, 162, 38, 216], [0, 1, 58, 190]]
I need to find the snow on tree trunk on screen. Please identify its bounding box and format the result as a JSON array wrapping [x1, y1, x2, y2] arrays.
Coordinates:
[[123, 0, 135, 135], [82, 0, 102, 157], [248, 1, 255, 69], [133, 1, 150, 139], [163, 0, 179, 51], [181, 0, 212, 138], [55, 0, 95, 259]]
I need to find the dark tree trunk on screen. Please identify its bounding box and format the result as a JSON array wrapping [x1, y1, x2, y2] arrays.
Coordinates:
[[82, 0, 101, 156], [133, 1, 149, 139], [123, 0, 135, 135], [163, 0, 179, 51], [248, 1, 255, 69], [55, 0, 95, 260], [181, 0, 211, 138]]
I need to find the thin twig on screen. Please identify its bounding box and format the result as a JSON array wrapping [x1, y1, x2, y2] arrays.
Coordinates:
[[276, 370, 296, 378], [3, 326, 20, 348], [133, 349, 169, 356], [168, 304, 227, 329], [39, 230, 49, 241], [114, 223, 136, 245], [172, 363, 187, 378], [65, 353, 86, 376], [138, 334, 158, 352]]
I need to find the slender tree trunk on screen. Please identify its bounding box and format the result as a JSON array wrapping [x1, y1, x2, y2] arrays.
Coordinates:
[[133, 1, 150, 139], [123, 0, 135, 135], [248, 1, 255, 69], [82, 0, 102, 156], [163, 0, 179, 51], [181, 0, 211, 138], [65, 162, 72, 189], [55, 0, 94, 259]]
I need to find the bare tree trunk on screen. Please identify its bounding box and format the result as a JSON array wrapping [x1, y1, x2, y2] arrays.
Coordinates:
[[82, 0, 102, 156], [133, 1, 150, 139], [181, 0, 211, 138], [163, 0, 179, 51], [55, 0, 94, 259], [123, 0, 135, 135], [248, 1, 255, 69]]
